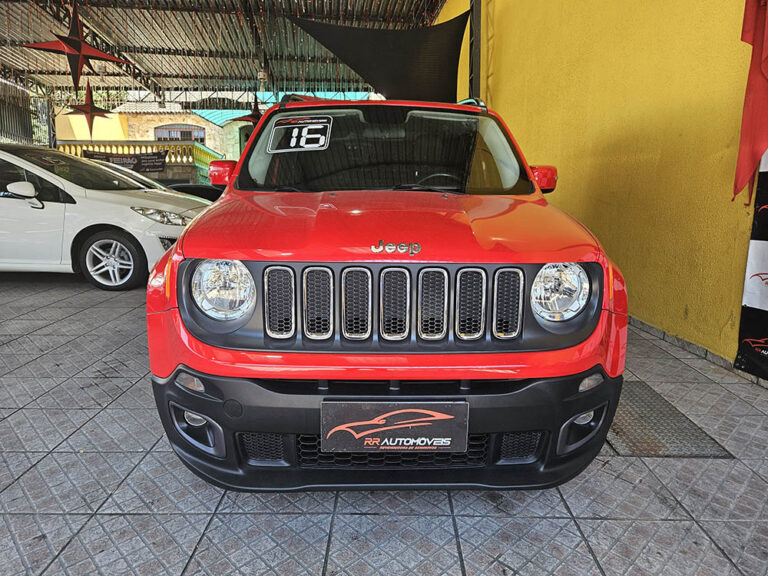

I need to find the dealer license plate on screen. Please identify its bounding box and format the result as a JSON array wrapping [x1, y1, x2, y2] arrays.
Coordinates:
[[320, 401, 469, 453]]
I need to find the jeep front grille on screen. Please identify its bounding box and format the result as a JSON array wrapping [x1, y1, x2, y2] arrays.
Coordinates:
[[264, 266, 295, 338], [456, 268, 487, 340], [418, 268, 448, 340], [380, 268, 410, 341], [303, 267, 333, 339], [342, 268, 372, 339], [260, 264, 524, 347]]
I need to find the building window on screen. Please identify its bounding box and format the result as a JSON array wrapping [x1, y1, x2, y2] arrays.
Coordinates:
[[155, 124, 205, 144]]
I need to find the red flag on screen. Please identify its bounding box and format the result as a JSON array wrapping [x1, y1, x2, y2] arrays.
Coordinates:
[[735, 0, 768, 202]]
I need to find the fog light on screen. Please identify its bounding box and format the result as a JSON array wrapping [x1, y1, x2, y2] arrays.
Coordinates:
[[176, 373, 205, 393], [184, 411, 207, 427], [579, 374, 603, 392], [574, 411, 594, 425]]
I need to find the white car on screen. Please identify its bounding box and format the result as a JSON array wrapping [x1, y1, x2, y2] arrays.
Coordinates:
[[0, 144, 211, 290]]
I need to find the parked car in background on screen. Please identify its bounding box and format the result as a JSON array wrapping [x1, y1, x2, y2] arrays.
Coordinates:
[[93, 161, 222, 202], [168, 183, 223, 202], [0, 145, 210, 290], [147, 98, 628, 491]]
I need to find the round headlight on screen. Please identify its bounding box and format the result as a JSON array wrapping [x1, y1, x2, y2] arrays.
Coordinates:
[[191, 259, 256, 321], [531, 263, 590, 322]]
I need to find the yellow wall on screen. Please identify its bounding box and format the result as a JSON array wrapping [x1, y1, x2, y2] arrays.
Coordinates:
[[440, 0, 755, 359], [55, 111, 128, 141]]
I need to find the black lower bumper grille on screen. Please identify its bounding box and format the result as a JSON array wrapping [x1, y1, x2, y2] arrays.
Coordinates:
[[297, 434, 489, 469], [499, 431, 543, 460], [239, 432, 286, 462]]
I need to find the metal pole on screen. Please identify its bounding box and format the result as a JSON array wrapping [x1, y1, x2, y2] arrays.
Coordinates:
[[469, 0, 482, 98]]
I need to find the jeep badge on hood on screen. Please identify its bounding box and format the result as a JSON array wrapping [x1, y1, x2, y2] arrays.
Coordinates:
[[371, 240, 421, 255]]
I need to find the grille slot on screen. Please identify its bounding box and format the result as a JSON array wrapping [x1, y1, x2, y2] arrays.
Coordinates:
[[499, 431, 542, 461], [456, 268, 487, 340], [342, 268, 372, 340], [493, 268, 523, 339], [380, 268, 410, 340], [240, 432, 286, 462], [264, 266, 295, 339], [303, 267, 333, 339], [297, 434, 489, 468], [418, 268, 448, 340]]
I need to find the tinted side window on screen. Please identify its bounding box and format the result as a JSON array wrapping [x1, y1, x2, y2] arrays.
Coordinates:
[[23, 170, 65, 203], [0, 159, 26, 198]]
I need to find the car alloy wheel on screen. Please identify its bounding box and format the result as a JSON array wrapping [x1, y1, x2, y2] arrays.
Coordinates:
[[85, 239, 135, 287]]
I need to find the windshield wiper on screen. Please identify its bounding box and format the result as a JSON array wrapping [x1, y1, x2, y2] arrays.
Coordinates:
[[254, 185, 308, 192], [392, 184, 463, 194]]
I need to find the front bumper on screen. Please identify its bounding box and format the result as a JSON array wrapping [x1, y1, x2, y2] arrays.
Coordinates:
[[153, 366, 622, 491]]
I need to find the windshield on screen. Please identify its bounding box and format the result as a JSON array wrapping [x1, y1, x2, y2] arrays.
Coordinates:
[[95, 161, 172, 191], [239, 106, 532, 195], [20, 149, 143, 191]]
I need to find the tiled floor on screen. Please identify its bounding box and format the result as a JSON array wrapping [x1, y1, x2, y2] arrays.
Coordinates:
[[1, 273, 767, 575]]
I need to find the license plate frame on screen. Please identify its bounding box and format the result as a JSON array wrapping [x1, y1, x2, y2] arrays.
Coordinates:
[[320, 401, 469, 453]]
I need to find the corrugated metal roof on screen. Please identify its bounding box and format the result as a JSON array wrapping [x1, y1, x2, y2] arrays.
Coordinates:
[[0, 0, 447, 101]]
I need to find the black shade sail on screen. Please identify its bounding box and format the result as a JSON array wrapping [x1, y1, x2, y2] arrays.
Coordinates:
[[289, 11, 470, 102]]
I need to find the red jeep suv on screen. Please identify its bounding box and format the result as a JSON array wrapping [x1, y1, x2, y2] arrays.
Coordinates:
[[146, 98, 627, 491]]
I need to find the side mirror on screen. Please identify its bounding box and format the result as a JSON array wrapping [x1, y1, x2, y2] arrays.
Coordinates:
[[209, 160, 237, 186], [7, 181, 37, 198], [530, 165, 558, 193]]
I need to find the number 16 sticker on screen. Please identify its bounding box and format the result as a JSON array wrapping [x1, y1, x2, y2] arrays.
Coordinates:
[[267, 116, 333, 153]]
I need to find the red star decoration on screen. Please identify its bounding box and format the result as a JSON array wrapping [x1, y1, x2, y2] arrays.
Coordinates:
[[23, 1, 131, 91], [66, 81, 110, 137]]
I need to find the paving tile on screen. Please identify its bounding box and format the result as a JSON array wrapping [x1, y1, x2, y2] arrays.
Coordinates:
[[651, 338, 701, 359], [4, 352, 88, 379], [701, 521, 768, 576], [100, 452, 223, 514], [681, 358, 752, 384], [219, 490, 335, 514], [560, 456, 688, 519], [626, 358, 712, 383], [0, 376, 64, 408], [0, 319, 55, 336], [0, 353, 38, 376], [41, 513, 207, 575], [451, 488, 568, 518], [336, 490, 449, 515], [110, 379, 156, 410], [741, 459, 768, 483], [0, 408, 95, 451], [185, 513, 331, 575], [645, 458, 768, 520], [0, 513, 90, 576], [648, 381, 762, 417], [721, 381, 768, 415], [626, 336, 675, 359], [0, 334, 74, 355], [578, 519, 739, 575], [58, 408, 163, 452], [327, 514, 461, 575], [0, 451, 46, 491], [80, 352, 150, 379], [457, 516, 600, 576], [32, 376, 135, 409], [0, 451, 141, 513], [688, 412, 768, 459]]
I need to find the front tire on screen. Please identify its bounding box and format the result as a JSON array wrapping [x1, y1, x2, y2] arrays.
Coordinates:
[[79, 230, 148, 291]]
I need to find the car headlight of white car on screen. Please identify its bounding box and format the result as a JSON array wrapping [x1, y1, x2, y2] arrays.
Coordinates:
[[191, 259, 257, 321], [531, 263, 590, 322], [131, 206, 191, 226]]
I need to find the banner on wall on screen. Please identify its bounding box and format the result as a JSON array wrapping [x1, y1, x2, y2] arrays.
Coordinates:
[[734, 153, 768, 379], [83, 149, 167, 173]]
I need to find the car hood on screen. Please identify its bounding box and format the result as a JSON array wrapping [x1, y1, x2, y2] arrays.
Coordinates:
[[86, 187, 211, 215], [180, 190, 603, 263]]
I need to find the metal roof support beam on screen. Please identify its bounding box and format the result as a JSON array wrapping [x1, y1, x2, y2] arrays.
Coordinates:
[[30, 0, 165, 101]]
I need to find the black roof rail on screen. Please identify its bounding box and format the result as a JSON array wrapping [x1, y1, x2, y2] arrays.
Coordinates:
[[457, 97, 487, 110]]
